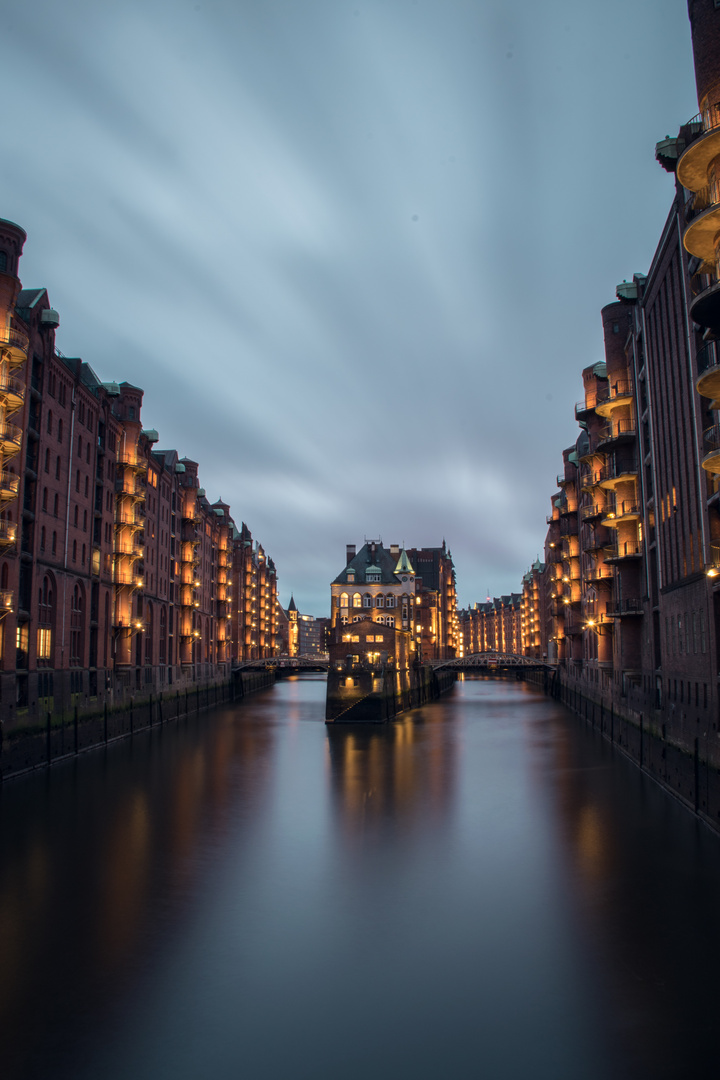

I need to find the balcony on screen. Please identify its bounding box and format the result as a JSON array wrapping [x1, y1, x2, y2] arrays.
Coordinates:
[[580, 469, 604, 491], [580, 502, 605, 521], [601, 499, 641, 527], [677, 105, 720, 192], [0, 419, 23, 455], [117, 454, 148, 472], [605, 539, 643, 562], [0, 470, 20, 502], [113, 537, 143, 557], [584, 567, 614, 584], [115, 510, 145, 529], [597, 418, 636, 449], [0, 325, 29, 365], [594, 380, 634, 418], [0, 519, 17, 547], [696, 339, 720, 406], [702, 424, 720, 474], [574, 398, 598, 420], [690, 277, 720, 333], [606, 597, 644, 618], [597, 461, 639, 490], [0, 374, 25, 413], [113, 567, 143, 588]]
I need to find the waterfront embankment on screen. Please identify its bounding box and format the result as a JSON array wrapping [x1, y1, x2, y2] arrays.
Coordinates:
[[0, 669, 274, 781]]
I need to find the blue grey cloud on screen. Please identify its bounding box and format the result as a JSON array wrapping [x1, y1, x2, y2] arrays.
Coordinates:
[[2, 0, 697, 612]]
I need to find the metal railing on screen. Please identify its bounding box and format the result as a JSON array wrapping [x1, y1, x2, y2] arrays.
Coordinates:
[[684, 102, 720, 139], [607, 540, 643, 559], [603, 499, 641, 519], [0, 420, 23, 448], [0, 470, 20, 497], [0, 375, 26, 403], [598, 418, 636, 442], [703, 424, 720, 453], [607, 598, 643, 616], [697, 339, 720, 377], [581, 503, 604, 520], [0, 325, 29, 355]]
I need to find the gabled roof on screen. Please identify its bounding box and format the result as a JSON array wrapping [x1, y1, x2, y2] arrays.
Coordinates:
[[332, 541, 406, 586]]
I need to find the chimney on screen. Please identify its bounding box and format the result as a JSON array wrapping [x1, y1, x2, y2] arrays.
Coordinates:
[[346, 544, 356, 565], [390, 544, 400, 556]]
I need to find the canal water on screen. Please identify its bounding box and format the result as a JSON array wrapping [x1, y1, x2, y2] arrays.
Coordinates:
[[1, 675, 719, 1080]]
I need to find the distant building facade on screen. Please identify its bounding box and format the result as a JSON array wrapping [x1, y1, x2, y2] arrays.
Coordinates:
[[0, 221, 278, 729]]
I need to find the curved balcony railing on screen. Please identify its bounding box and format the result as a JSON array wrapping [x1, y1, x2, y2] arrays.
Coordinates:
[[603, 499, 641, 520], [0, 419, 23, 453], [113, 568, 143, 587], [606, 597, 643, 617], [0, 375, 26, 410], [597, 418, 636, 445], [703, 424, 720, 454], [606, 540, 643, 561], [584, 567, 614, 583], [115, 511, 145, 528], [0, 519, 17, 546], [117, 454, 148, 472], [581, 503, 604, 520], [0, 325, 29, 362], [0, 470, 20, 500], [684, 103, 720, 140], [697, 339, 720, 377]]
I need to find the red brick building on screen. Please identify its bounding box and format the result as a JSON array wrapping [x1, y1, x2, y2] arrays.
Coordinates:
[[0, 221, 278, 731]]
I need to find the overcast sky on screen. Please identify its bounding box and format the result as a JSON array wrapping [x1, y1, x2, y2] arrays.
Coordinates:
[[2, 0, 698, 614]]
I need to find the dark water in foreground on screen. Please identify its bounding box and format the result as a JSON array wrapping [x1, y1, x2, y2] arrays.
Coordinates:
[[1, 675, 719, 1080]]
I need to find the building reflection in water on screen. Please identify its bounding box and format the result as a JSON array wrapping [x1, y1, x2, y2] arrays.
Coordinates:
[[325, 701, 458, 841], [537, 707, 720, 1080], [0, 703, 277, 1080]]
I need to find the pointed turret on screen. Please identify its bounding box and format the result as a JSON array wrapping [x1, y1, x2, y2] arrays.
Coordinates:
[[394, 547, 415, 576]]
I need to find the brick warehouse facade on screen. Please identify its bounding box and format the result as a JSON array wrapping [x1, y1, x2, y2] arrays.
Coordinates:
[[513, 0, 720, 825], [0, 221, 278, 734]]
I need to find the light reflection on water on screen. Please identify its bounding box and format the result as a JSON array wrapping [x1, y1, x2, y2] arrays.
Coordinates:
[[0, 675, 718, 1079]]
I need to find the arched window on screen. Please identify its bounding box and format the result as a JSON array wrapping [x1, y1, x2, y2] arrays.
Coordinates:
[[352, 615, 363, 623], [339, 592, 349, 609], [386, 616, 395, 628], [70, 583, 83, 666], [375, 595, 385, 608], [53, 493, 58, 517], [52, 531, 57, 555], [385, 595, 395, 609], [73, 505, 78, 527], [352, 593, 362, 608], [72, 539, 77, 562], [340, 615, 348, 625], [38, 574, 55, 665], [44, 448, 50, 473], [40, 526, 45, 551], [83, 509, 87, 532], [55, 456, 60, 480], [46, 410, 53, 435], [42, 488, 48, 511], [363, 594, 373, 608], [58, 419, 63, 443]]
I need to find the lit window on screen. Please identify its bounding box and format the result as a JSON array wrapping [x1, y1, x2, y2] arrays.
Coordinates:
[[340, 592, 349, 608], [367, 635, 375, 642], [37, 628, 52, 660], [352, 592, 362, 608]]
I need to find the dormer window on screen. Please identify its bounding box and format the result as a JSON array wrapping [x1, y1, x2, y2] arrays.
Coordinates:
[[366, 569, 381, 583], [347, 571, 355, 583]]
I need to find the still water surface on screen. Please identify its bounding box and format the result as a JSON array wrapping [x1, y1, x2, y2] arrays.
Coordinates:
[[1, 675, 719, 1079]]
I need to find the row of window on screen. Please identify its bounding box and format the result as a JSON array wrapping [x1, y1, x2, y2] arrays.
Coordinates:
[[338, 592, 402, 609]]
